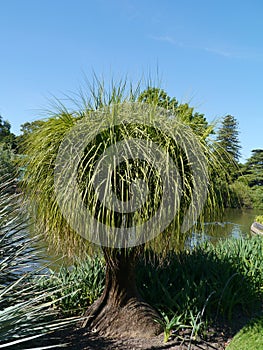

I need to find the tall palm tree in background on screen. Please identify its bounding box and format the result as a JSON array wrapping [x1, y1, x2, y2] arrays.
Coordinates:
[[21, 78, 221, 338]]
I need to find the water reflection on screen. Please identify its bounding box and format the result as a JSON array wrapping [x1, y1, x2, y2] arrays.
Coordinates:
[[187, 208, 262, 249]]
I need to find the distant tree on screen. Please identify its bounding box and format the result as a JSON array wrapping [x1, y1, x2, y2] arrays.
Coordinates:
[[0, 145, 16, 180], [242, 149, 263, 187], [0, 116, 17, 181], [228, 181, 253, 208], [16, 120, 45, 153], [138, 87, 213, 139], [20, 120, 45, 135], [0, 116, 16, 150], [216, 115, 241, 163], [176, 103, 211, 138], [215, 115, 241, 182], [226, 149, 263, 209], [0, 116, 11, 139], [138, 87, 178, 111]]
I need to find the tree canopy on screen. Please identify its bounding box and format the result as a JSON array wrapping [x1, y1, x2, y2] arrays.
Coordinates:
[[138, 87, 213, 139]]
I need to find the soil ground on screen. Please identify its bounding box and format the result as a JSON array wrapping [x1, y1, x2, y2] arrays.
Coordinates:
[[27, 323, 237, 350]]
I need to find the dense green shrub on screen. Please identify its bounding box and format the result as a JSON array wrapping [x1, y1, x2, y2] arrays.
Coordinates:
[[38, 236, 263, 325], [138, 236, 263, 323], [250, 186, 263, 209], [228, 181, 253, 208]]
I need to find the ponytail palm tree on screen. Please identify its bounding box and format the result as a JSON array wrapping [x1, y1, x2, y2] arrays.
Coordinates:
[[22, 80, 220, 338]]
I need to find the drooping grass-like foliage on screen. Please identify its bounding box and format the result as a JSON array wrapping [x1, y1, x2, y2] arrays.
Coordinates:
[[21, 79, 221, 257], [0, 179, 30, 286]]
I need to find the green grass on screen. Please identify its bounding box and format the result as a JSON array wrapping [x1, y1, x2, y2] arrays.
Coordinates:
[[226, 316, 263, 350]]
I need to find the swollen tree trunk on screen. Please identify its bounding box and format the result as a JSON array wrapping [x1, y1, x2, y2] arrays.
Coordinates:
[[83, 248, 162, 338]]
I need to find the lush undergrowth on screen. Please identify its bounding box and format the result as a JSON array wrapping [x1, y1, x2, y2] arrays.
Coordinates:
[[138, 236, 263, 325], [226, 316, 263, 350], [36, 236, 263, 332]]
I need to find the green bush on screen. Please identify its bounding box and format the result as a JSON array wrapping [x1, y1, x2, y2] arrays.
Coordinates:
[[251, 186, 263, 209], [228, 181, 253, 208], [138, 236, 263, 323]]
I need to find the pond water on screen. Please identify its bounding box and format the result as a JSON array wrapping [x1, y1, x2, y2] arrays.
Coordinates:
[[187, 208, 262, 249]]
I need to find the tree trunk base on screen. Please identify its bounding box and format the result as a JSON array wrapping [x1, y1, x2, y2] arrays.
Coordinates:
[[81, 248, 162, 338], [83, 297, 162, 338]]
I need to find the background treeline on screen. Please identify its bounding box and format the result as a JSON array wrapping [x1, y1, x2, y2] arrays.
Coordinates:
[[214, 114, 263, 209]]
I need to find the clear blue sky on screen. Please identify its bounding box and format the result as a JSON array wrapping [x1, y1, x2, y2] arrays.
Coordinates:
[[1, 0, 262, 162]]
